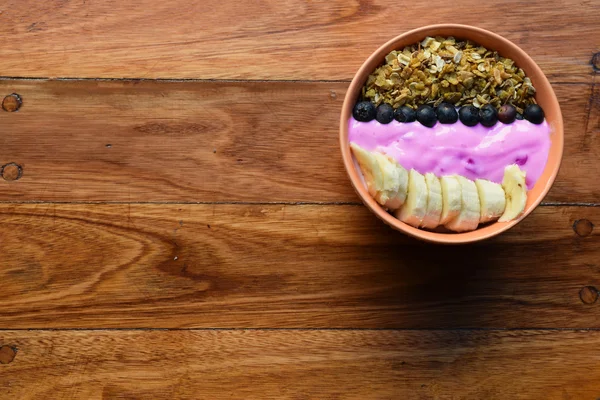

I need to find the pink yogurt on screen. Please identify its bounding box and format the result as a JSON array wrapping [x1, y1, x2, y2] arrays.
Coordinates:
[[348, 118, 551, 189]]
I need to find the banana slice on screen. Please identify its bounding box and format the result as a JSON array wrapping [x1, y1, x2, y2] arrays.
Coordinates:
[[475, 179, 506, 223], [390, 157, 409, 208], [350, 143, 408, 211], [395, 169, 428, 228], [421, 173, 442, 229], [350, 143, 383, 198], [373, 153, 408, 210], [439, 175, 462, 225], [445, 176, 481, 232], [499, 164, 527, 222]]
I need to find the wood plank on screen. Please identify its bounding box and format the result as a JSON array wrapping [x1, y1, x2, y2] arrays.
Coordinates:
[[1, 329, 600, 399], [1, 203, 599, 329], [0, 80, 596, 203], [0, 1, 598, 81]]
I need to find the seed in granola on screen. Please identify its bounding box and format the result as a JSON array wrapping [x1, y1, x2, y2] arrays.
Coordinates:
[[353, 101, 376, 122], [436, 103, 458, 124], [523, 104, 544, 124], [479, 104, 498, 127], [376, 104, 394, 124], [459, 105, 479, 127], [416, 105, 437, 127], [394, 106, 417, 123]]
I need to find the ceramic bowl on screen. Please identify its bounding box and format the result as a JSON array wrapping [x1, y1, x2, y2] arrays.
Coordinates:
[[339, 24, 563, 244]]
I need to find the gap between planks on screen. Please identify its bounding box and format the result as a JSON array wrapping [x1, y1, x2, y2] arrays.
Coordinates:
[[4, 328, 600, 332], [0, 201, 598, 207], [0, 76, 591, 86], [0, 76, 350, 84]]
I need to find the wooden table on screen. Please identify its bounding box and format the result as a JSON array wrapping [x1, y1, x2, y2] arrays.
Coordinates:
[[0, 1, 599, 398]]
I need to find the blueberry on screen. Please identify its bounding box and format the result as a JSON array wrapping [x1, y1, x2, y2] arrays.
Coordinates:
[[436, 102, 458, 124], [497, 104, 517, 124], [515, 113, 524, 120], [352, 101, 376, 122], [416, 105, 437, 127], [458, 105, 479, 127], [479, 104, 498, 127], [523, 104, 544, 124], [394, 106, 416, 123], [375, 103, 394, 124]]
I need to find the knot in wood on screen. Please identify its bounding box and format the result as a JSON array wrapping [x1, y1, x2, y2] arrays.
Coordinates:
[[573, 219, 594, 237], [593, 52, 600, 72], [580, 286, 599, 304], [1, 163, 23, 181], [2, 93, 22, 112], [0, 346, 17, 364]]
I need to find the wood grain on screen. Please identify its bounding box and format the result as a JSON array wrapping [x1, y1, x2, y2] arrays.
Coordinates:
[[0, 1, 598, 81], [0, 80, 596, 203], [0, 203, 598, 329], [2, 329, 600, 399], [584, 80, 600, 149], [1, 1, 597, 397]]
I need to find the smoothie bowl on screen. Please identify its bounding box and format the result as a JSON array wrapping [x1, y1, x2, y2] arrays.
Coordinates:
[[340, 25, 563, 244]]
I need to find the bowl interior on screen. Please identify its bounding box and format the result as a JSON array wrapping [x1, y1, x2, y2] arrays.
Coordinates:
[[340, 24, 563, 244]]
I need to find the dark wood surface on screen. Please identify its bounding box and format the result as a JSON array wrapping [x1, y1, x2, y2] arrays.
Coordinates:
[[3, 330, 600, 399], [0, 1, 599, 398], [0, 204, 598, 329]]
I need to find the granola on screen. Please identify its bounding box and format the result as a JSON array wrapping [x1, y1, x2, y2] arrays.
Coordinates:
[[361, 36, 537, 114]]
